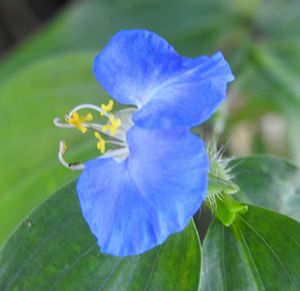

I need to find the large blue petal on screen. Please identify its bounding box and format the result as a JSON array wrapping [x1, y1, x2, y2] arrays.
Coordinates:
[[77, 126, 208, 256], [93, 29, 234, 128]]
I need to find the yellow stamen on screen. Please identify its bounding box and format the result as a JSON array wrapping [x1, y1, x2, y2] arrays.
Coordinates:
[[100, 100, 114, 116], [67, 111, 93, 133], [102, 114, 122, 136], [95, 131, 106, 154]]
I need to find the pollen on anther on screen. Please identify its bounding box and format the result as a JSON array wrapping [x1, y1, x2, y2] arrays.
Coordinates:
[[102, 114, 122, 136], [100, 100, 114, 116], [95, 131, 106, 154], [67, 111, 93, 133]]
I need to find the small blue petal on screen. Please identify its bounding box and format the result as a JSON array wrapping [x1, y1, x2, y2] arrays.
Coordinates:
[[77, 126, 208, 256], [93, 29, 234, 128]]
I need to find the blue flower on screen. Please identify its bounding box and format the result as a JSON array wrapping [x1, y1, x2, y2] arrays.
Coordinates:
[[94, 29, 234, 129], [54, 29, 234, 256]]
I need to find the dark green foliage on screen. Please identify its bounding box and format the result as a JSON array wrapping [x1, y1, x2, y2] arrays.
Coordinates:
[[0, 181, 201, 291], [201, 205, 300, 291], [232, 156, 300, 221]]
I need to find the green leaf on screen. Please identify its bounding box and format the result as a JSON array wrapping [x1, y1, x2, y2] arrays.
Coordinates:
[[0, 181, 201, 291], [201, 205, 300, 291], [231, 155, 300, 221], [0, 52, 106, 246]]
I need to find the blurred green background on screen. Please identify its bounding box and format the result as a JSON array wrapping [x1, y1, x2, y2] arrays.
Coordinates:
[[0, 0, 299, 247]]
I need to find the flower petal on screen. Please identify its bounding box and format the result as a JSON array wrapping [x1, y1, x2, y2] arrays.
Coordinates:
[[93, 29, 180, 106], [133, 52, 234, 128], [77, 126, 208, 256], [93, 29, 234, 128]]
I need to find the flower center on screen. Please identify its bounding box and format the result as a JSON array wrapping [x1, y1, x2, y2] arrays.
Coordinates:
[[53, 99, 134, 170]]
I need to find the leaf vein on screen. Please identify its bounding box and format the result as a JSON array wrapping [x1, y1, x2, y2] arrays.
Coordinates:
[[239, 216, 296, 290]]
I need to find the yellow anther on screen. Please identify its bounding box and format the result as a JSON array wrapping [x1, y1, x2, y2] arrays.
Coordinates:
[[94, 132, 106, 154], [102, 114, 122, 136], [100, 100, 114, 116], [67, 111, 93, 133]]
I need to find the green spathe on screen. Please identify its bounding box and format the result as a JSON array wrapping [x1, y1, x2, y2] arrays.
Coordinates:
[[210, 194, 248, 227]]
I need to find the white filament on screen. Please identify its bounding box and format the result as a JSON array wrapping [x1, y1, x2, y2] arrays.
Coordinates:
[[67, 103, 109, 118], [58, 140, 84, 170]]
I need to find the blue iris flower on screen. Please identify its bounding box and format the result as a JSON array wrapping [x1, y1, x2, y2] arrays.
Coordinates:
[[55, 29, 234, 256]]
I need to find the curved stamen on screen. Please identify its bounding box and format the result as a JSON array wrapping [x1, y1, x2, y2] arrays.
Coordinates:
[[54, 102, 130, 166], [53, 118, 126, 144], [53, 117, 74, 128], [58, 140, 84, 170], [67, 103, 109, 118]]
